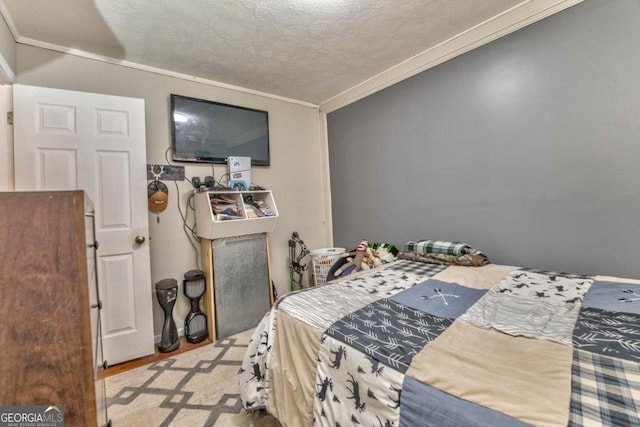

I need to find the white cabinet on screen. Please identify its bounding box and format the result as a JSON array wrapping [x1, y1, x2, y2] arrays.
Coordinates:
[[194, 190, 278, 239]]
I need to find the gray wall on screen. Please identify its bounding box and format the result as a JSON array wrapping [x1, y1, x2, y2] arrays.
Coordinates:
[[327, 0, 640, 279]]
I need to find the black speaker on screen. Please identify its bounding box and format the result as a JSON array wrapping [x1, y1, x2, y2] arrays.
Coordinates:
[[155, 278, 180, 352], [183, 269, 208, 344]]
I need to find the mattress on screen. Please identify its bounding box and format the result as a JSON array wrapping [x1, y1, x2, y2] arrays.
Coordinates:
[[239, 259, 640, 426]]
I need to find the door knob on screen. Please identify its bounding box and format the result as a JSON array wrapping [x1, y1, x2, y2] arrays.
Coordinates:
[[135, 235, 146, 244]]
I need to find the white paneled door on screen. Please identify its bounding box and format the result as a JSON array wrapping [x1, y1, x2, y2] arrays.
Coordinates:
[[13, 84, 155, 365]]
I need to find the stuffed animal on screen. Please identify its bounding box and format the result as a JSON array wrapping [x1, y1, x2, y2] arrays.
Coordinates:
[[361, 245, 395, 269], [334, 239, 369, 276], [374, 245, 396, 264], [332, 240, 399, 279]]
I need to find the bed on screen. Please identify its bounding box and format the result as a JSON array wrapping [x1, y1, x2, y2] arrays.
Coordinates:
[[238, 241, 640, 426]]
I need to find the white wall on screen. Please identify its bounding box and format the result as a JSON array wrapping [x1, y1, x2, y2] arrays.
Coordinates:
[[0, 14, 15, 191], [0, 85, 12, 191], [15, 43, 330, 338], [0, 13, 15, 79]]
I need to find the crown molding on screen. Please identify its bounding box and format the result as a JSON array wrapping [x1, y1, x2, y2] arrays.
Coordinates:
[[319, 0, 583, 113], [13, 36, 319, 108]]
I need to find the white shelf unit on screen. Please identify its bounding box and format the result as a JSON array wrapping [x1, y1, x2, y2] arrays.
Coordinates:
[[194, 190, 279, 239], [194, 189, 278, 342]]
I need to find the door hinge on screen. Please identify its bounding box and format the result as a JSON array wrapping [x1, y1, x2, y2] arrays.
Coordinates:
[[6, 111, 12, 125]]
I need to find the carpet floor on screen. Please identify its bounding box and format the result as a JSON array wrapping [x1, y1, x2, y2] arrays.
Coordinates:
[[106, 328, 280, 427]]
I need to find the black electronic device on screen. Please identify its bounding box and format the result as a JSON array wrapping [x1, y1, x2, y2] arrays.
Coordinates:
[[170, 94, 270, 166], [204, 176, 215, 188], [183, 269, 208, 344], [191, 176, 201, 189], [155, 278, 180, 352]]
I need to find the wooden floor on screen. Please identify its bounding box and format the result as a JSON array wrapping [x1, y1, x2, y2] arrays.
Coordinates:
[[105, 336, 212, 377]]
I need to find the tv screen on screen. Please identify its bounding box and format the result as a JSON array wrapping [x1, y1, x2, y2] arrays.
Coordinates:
[[170, 94, 270, 166]]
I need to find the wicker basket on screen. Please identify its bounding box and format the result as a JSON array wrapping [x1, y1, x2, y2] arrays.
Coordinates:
[[311, 247, 346, 285]]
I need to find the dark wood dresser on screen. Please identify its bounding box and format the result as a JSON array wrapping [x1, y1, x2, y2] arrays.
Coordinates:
[[0, 191, 110, 427]]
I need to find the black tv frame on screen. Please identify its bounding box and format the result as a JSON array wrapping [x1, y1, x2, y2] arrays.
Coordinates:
[[170, 94, 270, 166]]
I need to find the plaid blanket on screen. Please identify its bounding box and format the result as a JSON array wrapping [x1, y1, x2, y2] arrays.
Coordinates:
[[404, 240, 476, 256], [398, 250, 490, 267]]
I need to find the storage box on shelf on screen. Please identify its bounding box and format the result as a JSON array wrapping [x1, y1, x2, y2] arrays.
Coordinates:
[[194, 190, 278, 239]]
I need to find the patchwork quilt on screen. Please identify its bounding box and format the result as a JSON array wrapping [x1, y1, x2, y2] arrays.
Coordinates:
[[238, 260, 640, 426]]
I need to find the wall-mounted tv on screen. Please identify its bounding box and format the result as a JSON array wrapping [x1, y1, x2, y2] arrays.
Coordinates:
[[170, 94, 270, 166]]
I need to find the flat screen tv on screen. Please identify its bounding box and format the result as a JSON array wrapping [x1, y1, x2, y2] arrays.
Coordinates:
[[170, 94, 270, 166]]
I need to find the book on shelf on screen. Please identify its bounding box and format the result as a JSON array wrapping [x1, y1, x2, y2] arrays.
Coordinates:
[[216, 213, 243, 221], [210, 194, 242, 218], [245, 199, 274, 217], [210, 194, 237, 204], [245, 205, 259, 218]]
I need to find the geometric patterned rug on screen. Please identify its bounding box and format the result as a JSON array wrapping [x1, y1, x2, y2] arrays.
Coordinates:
[[106, 328, 280, 427]]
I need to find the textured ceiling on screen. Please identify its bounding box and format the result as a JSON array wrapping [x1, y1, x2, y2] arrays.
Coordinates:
[[0, 0, 526, 104]]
